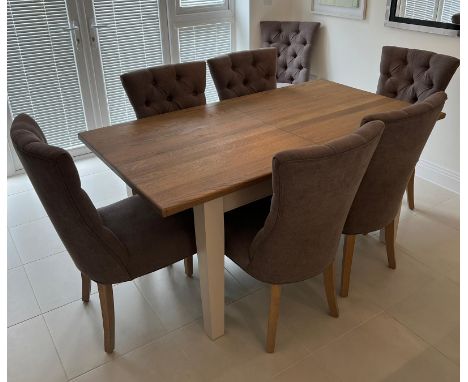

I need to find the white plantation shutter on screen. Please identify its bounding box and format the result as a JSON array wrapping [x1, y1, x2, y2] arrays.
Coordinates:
[[7, 0, 88, 149], [403, 0, 437, 20], [178, 22, 231, 103], [440, 0, 459, 23], [93, 0, 165, 125], [179, 0, 225, 7]]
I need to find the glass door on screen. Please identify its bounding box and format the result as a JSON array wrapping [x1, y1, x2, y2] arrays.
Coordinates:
[[7, 0, 96, 170]]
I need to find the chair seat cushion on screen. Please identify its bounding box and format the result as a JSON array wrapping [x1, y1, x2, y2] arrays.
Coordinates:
[[98, 196, 196, 280], [224, 197, 272, 272]]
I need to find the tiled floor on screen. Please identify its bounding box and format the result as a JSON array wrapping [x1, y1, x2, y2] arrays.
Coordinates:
[[7, 156, 460, 382]]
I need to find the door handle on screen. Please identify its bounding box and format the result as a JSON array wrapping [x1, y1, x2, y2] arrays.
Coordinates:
[[89, 20, 110, 45], [61, 21, 81, 52]]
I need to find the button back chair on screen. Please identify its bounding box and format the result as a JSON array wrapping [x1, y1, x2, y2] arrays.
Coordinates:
[[340, 92, 448, 298], [261, 21, 320, 86], [207, 48, 277, 101], [224, 120, 385, 352], [10, 114, 198, 353], [376, 46, 459, 210]]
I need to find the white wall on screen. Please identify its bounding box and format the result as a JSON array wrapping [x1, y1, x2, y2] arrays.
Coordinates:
[[247, 0, 460, 191]]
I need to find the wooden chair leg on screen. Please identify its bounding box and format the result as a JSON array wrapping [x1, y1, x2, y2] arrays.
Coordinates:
[[324, 262, 339, 317], [184, 256, 193, 277], [407, 169, 415, 210], [98, 284, 115, 353], [266, 285, 282, 353], [340, 235, 356, 298], [385, 220, 396, 269], [81, 273, 91, 303]]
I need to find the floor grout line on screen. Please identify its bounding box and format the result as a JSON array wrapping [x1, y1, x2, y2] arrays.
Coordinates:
[[7, 174, 460, 380]]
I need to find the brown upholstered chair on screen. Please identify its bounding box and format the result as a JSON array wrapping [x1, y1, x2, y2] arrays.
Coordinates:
[[340, 92, 448, 298], [10, 114, 197, 353], [260, 21, 320, 85], [121, 61, 206, 275], [120, 61, 207, 119], [224, 121, 385, 352], [376, 46, 459, 210], [207, 48, 277, 101]]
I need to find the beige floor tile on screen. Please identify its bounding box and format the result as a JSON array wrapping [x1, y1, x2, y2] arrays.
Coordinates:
[[270, 356, 344, 382], [171, 288, 310, 382], [134, 259, 249, 332], [225, 257, 265, 294], [340, 235, 438, 309], [7, 230, 22, 269], [7, 189, 46, 227], [426, 196, 460, 230], [8, 316, 67, 382], [408, 177, 456, 208], [8, 267, 41, 326], [71, 334, 204, 382], [280, 276, 383, 353], [25, 251, 97, 312], [7, 173, 33, 195], [381, 346, 459, 382], [405, 230, 459, 284], [10, 217, 66, 264], [313, 313, 431, 382], [44, 282, 167, 379], [80, 171, 128, 205], [396, 211, 459, 257], [387, 277, 459, 364], [75, 156, 110, 177]]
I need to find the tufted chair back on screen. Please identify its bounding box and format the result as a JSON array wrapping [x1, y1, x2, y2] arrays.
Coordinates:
[[121, 61, 206, 119], [207, 48, 277, 101], [343, 92, 448, 235], [246, 121, 384, 284], [261, 21, 320, 84], [377, 46, 459, 103], [10, 114, 131, 284]]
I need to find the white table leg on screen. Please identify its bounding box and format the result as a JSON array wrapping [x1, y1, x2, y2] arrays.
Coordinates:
[[379, 201, 402, 243], [193, 197, 225, 340]]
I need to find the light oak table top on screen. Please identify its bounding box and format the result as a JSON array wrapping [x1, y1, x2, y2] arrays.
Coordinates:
[[79, 80, 412, 217]]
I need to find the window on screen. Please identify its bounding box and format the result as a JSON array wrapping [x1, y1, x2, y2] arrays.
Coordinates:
[[178, 22, 232, 103], [169, 0, 233, 103], [179, 0, 225, 7], [7, 0, 235, 173], [177, 0, 228, 14], [440, 0, 459, 23], [399, 0, 460, 23], [7, 0, 88, 149], [92, 0, 166, 125]]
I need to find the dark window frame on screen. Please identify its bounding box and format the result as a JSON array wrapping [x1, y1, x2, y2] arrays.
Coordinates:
[[388, 0, 460, 31]]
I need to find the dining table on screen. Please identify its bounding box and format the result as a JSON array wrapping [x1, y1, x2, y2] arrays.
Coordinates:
[[79, 79, 417, 340]]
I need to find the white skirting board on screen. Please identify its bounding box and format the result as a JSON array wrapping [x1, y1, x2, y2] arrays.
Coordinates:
[[416, 159, 460, 194]]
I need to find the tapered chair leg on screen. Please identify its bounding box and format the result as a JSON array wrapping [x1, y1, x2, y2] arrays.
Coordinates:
[[98, 284, 115, 353], [81, 273, 91, 303], [324, 262, 339, 317], [407, 169, 415, 210], [385, 220, 396, 269], [340, 235, 356, 297], [184, 256, 193, 277], [266, 285, 282, 353]]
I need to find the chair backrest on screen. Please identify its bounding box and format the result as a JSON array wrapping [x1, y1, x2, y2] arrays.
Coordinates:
[[207, 48, 277, 101], [10, 114, 131, 284], [377, 46, 459, 103], [121, 61, 206, 119], [343, 92, 447, 235], [247, 121, 385, 284], [261, 21, 320, 84]]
